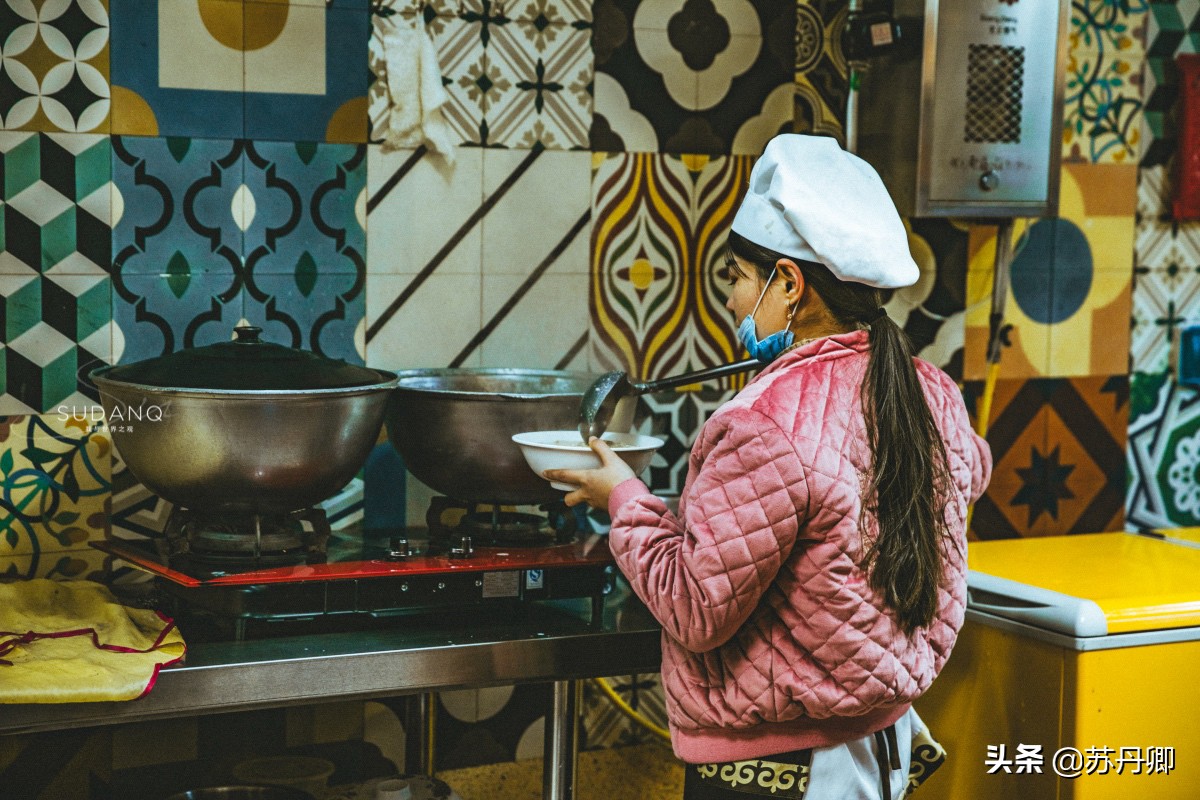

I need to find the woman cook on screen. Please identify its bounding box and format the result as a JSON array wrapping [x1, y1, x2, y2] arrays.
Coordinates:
[[545, 134, 992, 800]]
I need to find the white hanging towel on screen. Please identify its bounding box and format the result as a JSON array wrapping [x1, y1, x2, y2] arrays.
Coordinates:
[[378, 16, 455, 160]]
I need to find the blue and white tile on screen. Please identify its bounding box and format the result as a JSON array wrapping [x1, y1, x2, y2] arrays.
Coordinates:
[[112, 272, 243, 364]]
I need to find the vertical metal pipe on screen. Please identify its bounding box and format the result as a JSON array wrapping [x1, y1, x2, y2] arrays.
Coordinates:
[[543, 679, 581, 800], [403, 691, 437, 777], [844, 0, 864, 153]]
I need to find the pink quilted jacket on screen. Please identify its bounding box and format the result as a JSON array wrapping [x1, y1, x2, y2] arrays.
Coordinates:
[[607, 330, 992, 764]]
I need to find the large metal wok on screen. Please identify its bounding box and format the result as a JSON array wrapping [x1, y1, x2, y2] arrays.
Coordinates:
[[386, 369, 604, 505], [90, 327, 398, 515]]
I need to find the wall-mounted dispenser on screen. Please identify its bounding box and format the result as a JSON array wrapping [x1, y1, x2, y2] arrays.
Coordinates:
[[855, 0, 1071, 218]]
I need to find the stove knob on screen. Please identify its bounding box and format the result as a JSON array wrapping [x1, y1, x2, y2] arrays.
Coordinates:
[[387, 536, 411, 559], [450, 535, 474, 559], [979, 170, 999, 191]]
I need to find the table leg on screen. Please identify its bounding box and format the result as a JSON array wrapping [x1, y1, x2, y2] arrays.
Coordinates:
[[404, 691, 437, 776], [543, 679, 581, 800]]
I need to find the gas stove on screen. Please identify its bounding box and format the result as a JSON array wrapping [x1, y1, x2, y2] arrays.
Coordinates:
[[94, 500, 614, 641]]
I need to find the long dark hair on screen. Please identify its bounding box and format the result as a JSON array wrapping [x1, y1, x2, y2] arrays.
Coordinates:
[[727, 231, 951, 633]]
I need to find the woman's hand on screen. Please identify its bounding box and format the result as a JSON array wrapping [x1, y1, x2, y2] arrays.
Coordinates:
[[544, 437, 637, 510]]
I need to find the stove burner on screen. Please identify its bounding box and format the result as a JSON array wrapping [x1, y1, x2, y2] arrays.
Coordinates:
[[157, 506, 331, 571], [459, 510, 549, 543], [425, 497, 577, 549]]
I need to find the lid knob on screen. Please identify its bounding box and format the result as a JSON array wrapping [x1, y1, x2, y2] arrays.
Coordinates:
[[233, 325, 263, 344]]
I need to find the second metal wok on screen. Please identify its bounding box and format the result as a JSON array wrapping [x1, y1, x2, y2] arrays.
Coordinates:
[[386, 368, 604, 505]]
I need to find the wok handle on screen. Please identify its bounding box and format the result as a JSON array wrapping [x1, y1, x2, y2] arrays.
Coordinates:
[[635, 359, 760, 393]]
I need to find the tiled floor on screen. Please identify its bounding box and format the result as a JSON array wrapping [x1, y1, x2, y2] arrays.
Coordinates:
[[437, 743, 684, 799]]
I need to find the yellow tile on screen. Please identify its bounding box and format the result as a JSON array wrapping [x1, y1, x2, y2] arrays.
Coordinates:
[[1047, 269, 1133, 376], [245, 1, 327, 96], [965, 223, 1052, 380], [0, 414, 111, 560]]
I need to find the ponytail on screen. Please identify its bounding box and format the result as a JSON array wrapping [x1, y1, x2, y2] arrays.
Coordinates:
[[727, 232, 951, 633]]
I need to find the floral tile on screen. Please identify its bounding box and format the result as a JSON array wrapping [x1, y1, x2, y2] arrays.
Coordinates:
[[0, 414, 111, 579], [1132, 165, 1200, 373], [372, 0, 592, 149], [1063, 48, 1146, 164], [110, 0, 245, 138], [1, 273, 112, 414], [792, 0, 846, 141], [0, 132, 112, 276], [1071, 0, 1149, 57], [244, 3, 371, 143], [592, 0, 794, 154], [112, 272, 243, 365], [0, 0, 111, 133], [111, 136, 244, 277], [965, 376, 1128, 538], [1127, 370, 1200, 529], [590, 152, 754, 384]]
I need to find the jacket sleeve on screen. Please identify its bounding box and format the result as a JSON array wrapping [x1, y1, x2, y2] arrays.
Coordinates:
[[606, 408, 810, 653]]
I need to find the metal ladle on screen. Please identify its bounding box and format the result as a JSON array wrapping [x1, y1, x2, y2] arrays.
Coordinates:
[[578, 359, 761, 441]]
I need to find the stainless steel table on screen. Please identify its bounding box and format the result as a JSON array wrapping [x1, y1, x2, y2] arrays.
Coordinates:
[[0, 589, 663, 800]]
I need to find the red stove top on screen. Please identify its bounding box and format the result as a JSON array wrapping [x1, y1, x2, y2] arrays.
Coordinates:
[[94, 534, 614, 588], [93, 529, 616, 638]]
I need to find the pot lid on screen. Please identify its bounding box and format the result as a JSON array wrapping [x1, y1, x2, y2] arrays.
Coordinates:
[[96, 326, 389, 390]]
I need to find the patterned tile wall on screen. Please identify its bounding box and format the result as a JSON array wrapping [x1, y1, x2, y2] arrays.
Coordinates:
[[0, 0, 1167, 788], [592, 0, 795, 155], [1127, 0, 1200, 534], [966, 376, 1128, 539]]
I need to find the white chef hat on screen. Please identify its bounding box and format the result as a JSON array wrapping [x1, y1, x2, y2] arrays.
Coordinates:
[[731, 134, 919, 289]]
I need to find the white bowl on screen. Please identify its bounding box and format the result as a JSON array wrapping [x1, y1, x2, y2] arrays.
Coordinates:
[[512, 430, 664, 491]]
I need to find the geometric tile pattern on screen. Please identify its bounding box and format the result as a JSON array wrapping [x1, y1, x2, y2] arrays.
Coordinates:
[[242, 141, 367, 363], [0, 413, 111, 581], [582, 673, 669, 750], [590, 152, 754, 386], [1, 272, 112, 413], [965, 376, 1128, 539], [1132, 164, 1200, 373], [1063, 0, 1148, 163], [792, 0, 847, 142], [0, 0, 111, 133], [636, 388, 733, 497], [371, 0, 594, 149], [110, 135, 245, 362], [1142, 0, 1197, 167], [365, 145, 591, 371], [0, 132, 112, 275], [1127, 370, 1200, 529], [593, 0, 795, 155], [110, 0, 369, 142], [111, 136, 367, 364], [245, 4, 370, 143], [965, 163, 1136, 379]]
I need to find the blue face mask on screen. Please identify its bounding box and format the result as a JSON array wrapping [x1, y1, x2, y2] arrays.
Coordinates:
[[737, 267, 795, 364]]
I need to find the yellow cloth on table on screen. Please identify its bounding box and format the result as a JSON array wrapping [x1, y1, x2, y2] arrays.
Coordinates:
[[0, 579, 186, 703]]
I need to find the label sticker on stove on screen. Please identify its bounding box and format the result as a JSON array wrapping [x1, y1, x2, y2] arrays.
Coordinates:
[[525, 569, 545, 590], [483, 571, 520, 598]]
